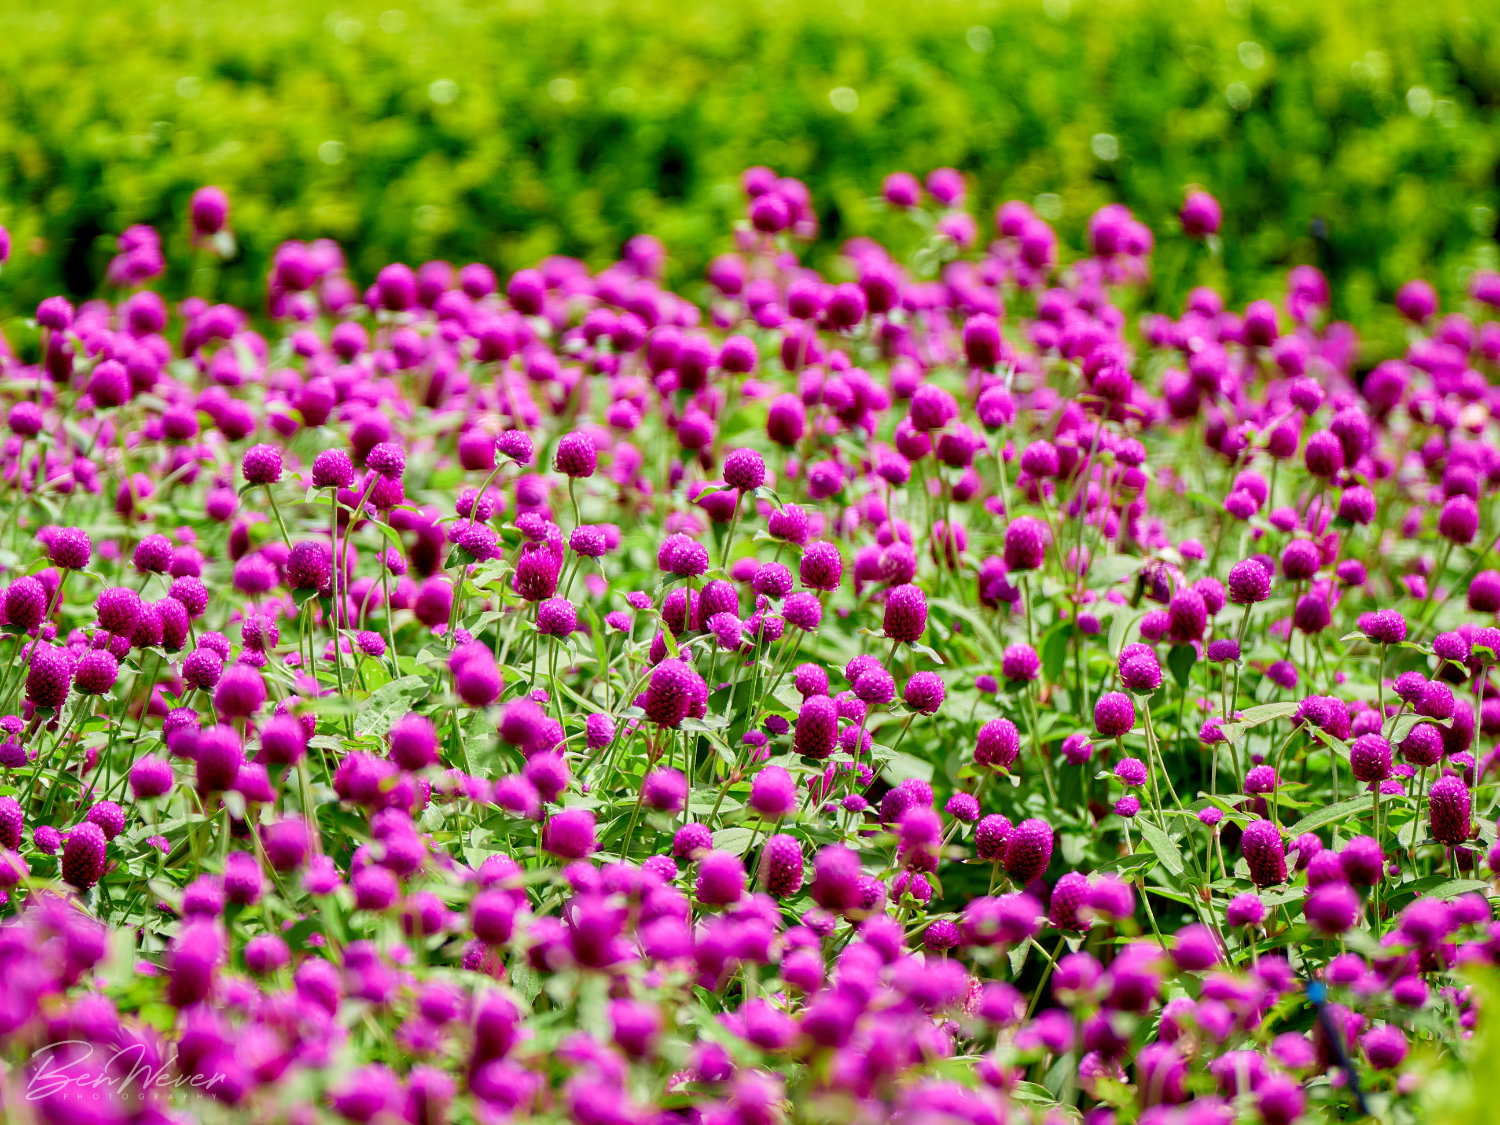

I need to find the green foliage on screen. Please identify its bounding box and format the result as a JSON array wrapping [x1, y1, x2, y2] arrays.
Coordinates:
[[1, 0, 1498, 348]]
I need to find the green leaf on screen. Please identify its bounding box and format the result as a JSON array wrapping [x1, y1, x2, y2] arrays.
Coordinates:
[[353, 675, 429, 738], [713, 827, 755, 855], [1093, 850, 1158, 878], [1107, 610, 1141, 658], [1041, 622, 1073, 683], [1166, 644, 1197, 690], [1286, 795, 1369, 836], [1136, 819, 1185, 877], [1235, 702, 1301, 725]]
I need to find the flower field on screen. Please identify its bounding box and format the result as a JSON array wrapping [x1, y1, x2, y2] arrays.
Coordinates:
[[0, 168, 1499, 1123]]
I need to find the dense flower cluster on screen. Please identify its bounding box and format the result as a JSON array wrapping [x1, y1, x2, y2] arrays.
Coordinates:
[[0, 170, 1498, 1124]]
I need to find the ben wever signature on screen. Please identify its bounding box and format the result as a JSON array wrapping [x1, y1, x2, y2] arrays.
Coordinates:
[[20, 1041, 227, 1101]]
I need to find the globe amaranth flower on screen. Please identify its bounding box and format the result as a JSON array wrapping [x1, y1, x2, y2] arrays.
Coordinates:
[[1226, 559, 1271, 605], [882, 584, 927, 644], [975, 717, 1020, 770], [903, 672, 945, 715], [1094, 691, 1135, 738], [1001, 644, 1040, 683], [1240, 820, 1287, 887], [553, 431, 597, 478], [1003, 517, 1048, 571]]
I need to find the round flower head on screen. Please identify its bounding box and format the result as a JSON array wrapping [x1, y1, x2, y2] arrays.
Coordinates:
[[366, 441, 407, 480], [553, 431, 597, 478], [312, 449, 355, 489], [1439, 495, 1479, 544], [975, 717, 1020, 770], [49, 527, 92, 571], [1468, 570, 1500, 613], [543, 809, 596, 860], [241, 443, 283, 485], [799, 541, 843, 591], [794, 695, 838, 759], [1240, 820, 1287, 887], [1226, 559, 1270, 605], [497, 429, 534, 465], [760, 834, 804, 897], [1180, 190, 1222, 236], [642, 767, 687, 812], [1226, 893, 1267, 928], [1119, 652, 1162, 694], [696, 850, 746, 906], [73, 650, 119, 695], [1003, 818, 1054, 884], [882, 584, 927, 644], [903, 671, 945, 714], [1003, 517, 1048, 571], [644, 660, 701, 728], [61, 822, 107, 889], [536, 597, 577, 638], [1094, 691, 1135, 738], [723, 447, 766, 491], [26, 646, 72, 710], [1350, 734, 1392, 783], [5, 575, 48, 630], [1305, 883, 1360, 934], [1001, 644, 1040, 683], [1429, 774, 1472, 845]]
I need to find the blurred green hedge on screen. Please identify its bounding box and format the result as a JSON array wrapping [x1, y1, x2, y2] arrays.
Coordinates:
[[1, 0, 1497, 344]]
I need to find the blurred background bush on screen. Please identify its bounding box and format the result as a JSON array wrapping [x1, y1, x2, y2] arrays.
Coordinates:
[[1, 0, 1497, 346]]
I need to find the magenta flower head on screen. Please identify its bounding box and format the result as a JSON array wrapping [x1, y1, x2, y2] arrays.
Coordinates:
[[696, 850, 746, 906], [312, 449, 355, 489], [975, 717, 1020, 770], [723, 447, 766, 492], [642, 767, 687, 812], [48, 527, 92, 571], [759, 834, 804, 897], [190, 185, 230, 235], [26, 645, 72, 711], [1003, 517, 1048, 571], [61, 822, 107, 889], [809, 844, 864, 914], [1438, 495, 1479, 545], [536, 597, 577, 638], [882, 584, 927, 644], [1429, 774, 1472, 845], [749, 765, 797, 819], [5, 575, 47, 631], [1001, 644, 1041, 683], [799, 541, 843, 591], [1350, 734, 1392, 783], [1094, 691, 1135, 739], [73, 650, 119, 696], [1358, 609, 1407, 645], [214, 664, 266, 718], [1226, 559, 1271, 605], [554, 431, 597, 478], [497, 429, 534, 465], [1180, 190, 1222, 237], [903, 671, 945, 715], [1395, 278, 1438, 322], [241, 443, 283, 485], [1003, 818, 1054, 884], [644, 659, 702, 728], [389, 712, 439, 770], [1305, 883, 1361, 934], [794, 695, 838, 759], [1240, 820, 1287, 887], [543, 808, 597, 860]]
